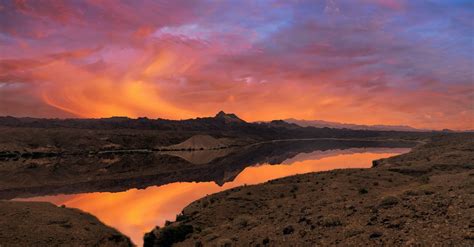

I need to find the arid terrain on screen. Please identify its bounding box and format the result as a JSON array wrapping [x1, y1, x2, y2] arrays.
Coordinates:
[[145, 133, 474, 246], [0, 114, 471, 247]]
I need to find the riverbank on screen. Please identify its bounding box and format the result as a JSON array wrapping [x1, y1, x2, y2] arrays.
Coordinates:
[[144, 133, 474, 246], [0, 139, 414, 200]]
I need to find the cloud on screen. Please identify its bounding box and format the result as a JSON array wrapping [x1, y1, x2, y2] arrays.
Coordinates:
[[0, 0, 472, 130]]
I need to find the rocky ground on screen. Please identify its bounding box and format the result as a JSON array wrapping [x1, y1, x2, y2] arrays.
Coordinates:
[[145, 133, 474, 246], [0, 201, 132, 246]]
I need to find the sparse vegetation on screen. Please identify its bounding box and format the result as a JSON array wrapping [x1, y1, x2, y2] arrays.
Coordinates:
[[283, 225, 294, 235], [378, 196, 399, 209], [144, 224, 193, 247], [358, 188, 368, 194], [320, 216, 342, 227]]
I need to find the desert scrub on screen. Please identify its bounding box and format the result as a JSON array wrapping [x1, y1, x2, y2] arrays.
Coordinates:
[[143, 224, 193, 247], [283, 225, 295, 235], [419, 174, 431, 183], [319, 215, 342, 227], [290, 185, 299, 193], [233, 215, 256, 229], [358, 188, 368, 194], [217, 238, 233, 247], [176, 213, 189, 222], [378, 196, 400, 209], [199, 227, 213, 236]]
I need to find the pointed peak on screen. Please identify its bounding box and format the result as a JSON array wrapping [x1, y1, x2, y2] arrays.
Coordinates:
[[215, 111, 227, 118], [214, 111, 245, 123], [215, 111, 237, 119]]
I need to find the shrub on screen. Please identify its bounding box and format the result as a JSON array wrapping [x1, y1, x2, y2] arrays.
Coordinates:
[[217, 238, 233, 247], [378, 196, 399, 209], [233, 215, 256, 229], [283, 225, 295, 235], [143, 224, 193, 247], [320, 216, 342, 227], [176, 213, 188, 222], [358, 188, 368, 194]]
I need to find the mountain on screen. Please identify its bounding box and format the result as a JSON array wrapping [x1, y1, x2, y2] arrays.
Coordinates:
[[0, 112, 420, 132], [214, 111, 245, 123], [0, 111, 248, 130], [284, 118, 424, 132]]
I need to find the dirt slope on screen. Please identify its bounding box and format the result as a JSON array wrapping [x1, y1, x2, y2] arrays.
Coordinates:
[[162, 135, 234, 150], [162, 148, 236, 165]]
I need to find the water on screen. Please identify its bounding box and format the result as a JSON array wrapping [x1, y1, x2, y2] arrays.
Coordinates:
[[14, 145, 410, 245]]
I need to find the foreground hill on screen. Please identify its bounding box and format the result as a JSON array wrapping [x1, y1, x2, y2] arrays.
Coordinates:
[[144, 133, 474, 246], [0, 201, 132, 246]]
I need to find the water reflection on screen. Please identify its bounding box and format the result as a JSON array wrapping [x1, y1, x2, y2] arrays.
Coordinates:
[[18, 147, 409, 245]]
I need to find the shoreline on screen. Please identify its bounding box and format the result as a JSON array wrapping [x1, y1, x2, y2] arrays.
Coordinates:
[[1, 137, 420, 160], [0, 139, 415, 200]]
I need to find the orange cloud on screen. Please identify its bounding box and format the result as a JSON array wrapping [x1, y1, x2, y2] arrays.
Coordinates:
[[36, 52, 196, 119]]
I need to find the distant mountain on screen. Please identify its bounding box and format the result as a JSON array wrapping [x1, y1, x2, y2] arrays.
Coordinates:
[[284, 118, 425, 132], [0, 113, 422, 132], [266, 120, 301, 129]]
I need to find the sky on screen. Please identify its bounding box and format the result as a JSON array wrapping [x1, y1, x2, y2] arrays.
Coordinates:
[[0, 0, 473, 130]]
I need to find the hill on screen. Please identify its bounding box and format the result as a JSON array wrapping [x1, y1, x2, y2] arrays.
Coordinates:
[[0, 201, 132, 246]]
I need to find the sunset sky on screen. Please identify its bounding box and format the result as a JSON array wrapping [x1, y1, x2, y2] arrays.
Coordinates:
[[0, 0, 473, 130]]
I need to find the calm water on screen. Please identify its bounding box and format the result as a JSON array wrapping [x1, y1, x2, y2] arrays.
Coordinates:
[[16, 146, 409, 245]]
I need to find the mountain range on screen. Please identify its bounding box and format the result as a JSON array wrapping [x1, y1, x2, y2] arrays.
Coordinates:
[[284, 118, 425, 132], [0, 111, 435, 156]]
